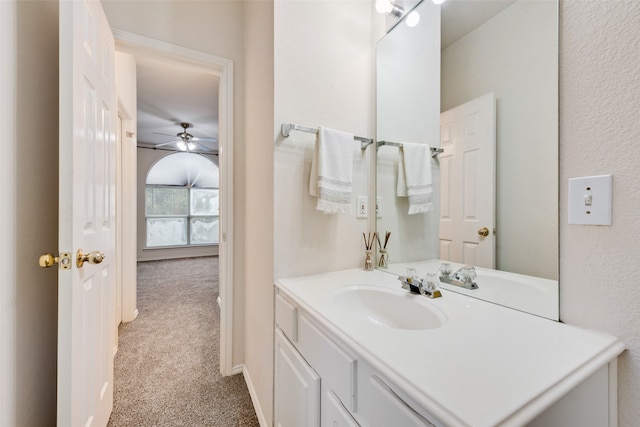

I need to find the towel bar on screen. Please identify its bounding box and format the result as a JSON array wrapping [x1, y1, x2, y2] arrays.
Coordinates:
[[377, 140, 443, 158], [281, 122, 374, 152]]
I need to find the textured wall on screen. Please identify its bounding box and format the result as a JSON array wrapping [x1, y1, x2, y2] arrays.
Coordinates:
[[559, 1, 640, 424]]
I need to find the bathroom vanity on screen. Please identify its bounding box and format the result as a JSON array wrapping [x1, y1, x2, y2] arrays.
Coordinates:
[[274, 269, 624, 427]]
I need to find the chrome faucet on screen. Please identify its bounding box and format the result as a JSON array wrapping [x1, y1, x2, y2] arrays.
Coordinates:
[[438, 263, 479, 290], [398, 269, 442, 299]]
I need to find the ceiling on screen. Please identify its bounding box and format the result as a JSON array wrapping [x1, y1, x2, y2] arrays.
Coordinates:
[[441, 0, 517, 49], [117, 45, 220, 154]]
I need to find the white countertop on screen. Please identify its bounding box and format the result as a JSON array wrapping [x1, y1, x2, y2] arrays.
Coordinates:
[[276, 268, 624, 427]]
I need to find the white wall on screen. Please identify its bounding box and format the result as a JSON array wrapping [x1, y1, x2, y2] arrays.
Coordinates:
[[0, 1, 59, 425], [274, 0, 377, 279], [242, 2, 274, 424], [560, 1, 640, 424], [441, 0, 558, 279], [0, 3, 18, 425]]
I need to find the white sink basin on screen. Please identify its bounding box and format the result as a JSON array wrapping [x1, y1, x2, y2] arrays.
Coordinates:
[[332, 285, 447, 330]]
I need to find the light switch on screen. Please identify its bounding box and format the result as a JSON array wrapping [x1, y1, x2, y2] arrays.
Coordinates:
[[568, 175, 612, 225]]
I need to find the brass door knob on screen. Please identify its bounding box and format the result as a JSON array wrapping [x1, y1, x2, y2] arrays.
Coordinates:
[[39, 253, 57, 268], [477, 227, 490, 237], [39, 252, 72, 270], [76, 249, 105, 268]]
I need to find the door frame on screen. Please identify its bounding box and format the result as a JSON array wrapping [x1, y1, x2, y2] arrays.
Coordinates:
[[116, 105, 138, 325], [111, 30, 235, 376]]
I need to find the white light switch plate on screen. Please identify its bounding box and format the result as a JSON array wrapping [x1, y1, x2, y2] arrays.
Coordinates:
[[568, 175, 612, 225]]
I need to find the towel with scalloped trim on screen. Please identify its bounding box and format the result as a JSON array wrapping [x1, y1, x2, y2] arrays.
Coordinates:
[[309, 127, 354, 214], [397, 142, 433, 214]]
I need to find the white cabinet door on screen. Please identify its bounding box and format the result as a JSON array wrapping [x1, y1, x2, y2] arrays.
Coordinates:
[[275, 329, 321, 427], [323, 390, 360, 427], [369, 376, 437, 427]]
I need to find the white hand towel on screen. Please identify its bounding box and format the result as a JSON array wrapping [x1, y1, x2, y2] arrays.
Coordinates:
[[309, 127, 354, 214], [397, 142, 433, 214]]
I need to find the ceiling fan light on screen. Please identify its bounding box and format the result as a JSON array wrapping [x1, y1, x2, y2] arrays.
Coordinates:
[[187, 142, 196, 151], [177, 141, 187, 151]]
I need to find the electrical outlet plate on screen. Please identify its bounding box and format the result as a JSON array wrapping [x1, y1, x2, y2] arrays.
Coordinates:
[[568, 175, 612, 225], [376, 196, 382, 218], [356, 196, 368, 219]]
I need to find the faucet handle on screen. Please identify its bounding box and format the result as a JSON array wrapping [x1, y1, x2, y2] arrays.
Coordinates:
[[438, 262, 453, 278], [399, 272, 422, 294], [423, 273, 439, 291], [457, 265, 477, 284], [421, 273, 442, 299]]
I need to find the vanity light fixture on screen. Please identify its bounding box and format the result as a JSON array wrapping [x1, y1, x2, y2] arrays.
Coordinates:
[[377, 0, 445, 25], [375, 0, 404, 17], [405, 10, 420, 27]]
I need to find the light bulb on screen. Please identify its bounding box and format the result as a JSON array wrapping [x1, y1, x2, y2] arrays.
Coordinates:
[[406, 10, 420, 27], [177, 141, 187, 151], [187, 142, 196, 151], [375, 0, 393, 14]]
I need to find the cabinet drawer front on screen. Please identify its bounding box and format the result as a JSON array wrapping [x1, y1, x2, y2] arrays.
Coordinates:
[[369, 376, 437, 427], [275, 291, 298, 342], [298, 313, 357, 412]]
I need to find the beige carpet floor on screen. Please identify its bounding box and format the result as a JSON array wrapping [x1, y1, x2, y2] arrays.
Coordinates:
[[107, 257, 259, 427]]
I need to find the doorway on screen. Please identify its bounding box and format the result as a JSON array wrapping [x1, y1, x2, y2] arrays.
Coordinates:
[[113, 30, 235, 376]]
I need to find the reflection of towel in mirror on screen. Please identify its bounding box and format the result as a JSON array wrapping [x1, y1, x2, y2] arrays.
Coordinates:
[[309, 127, 354, 214], [397, 142, 433, 214]]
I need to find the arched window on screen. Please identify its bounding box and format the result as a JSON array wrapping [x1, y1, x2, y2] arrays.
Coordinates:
[[145, 152, 219, 248]]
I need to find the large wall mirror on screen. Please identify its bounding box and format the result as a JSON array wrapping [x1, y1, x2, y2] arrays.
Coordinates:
[[376, 0, 559, 319]]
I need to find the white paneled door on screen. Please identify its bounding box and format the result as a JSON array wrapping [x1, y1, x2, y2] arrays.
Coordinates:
[[58, 1, 117, 425], [439, 93, 496, 268]]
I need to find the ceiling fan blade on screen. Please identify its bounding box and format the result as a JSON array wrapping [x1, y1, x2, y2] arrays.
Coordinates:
[[191, 136, 218, 143], [191, 141, 214, 151], [152, 132, 176, 138], [155, 140, 179, 147]]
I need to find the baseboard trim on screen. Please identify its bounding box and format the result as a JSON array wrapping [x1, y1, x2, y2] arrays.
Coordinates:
[[242, 364, 270, 427], [123, 308, 139, 324], [231, 363, 244, 375]]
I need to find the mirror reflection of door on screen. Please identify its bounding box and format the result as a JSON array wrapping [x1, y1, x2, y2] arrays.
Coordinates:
[[439, 93, 496, 269]]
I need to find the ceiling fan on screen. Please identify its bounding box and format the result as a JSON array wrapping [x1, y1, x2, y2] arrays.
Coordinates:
[[153, 122, 217, 153]]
